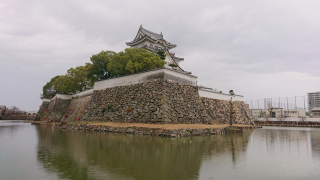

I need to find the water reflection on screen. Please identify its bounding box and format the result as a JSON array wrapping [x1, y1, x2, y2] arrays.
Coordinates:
[[36, 126, 253, 180], [199, 127, 320, 180], [311, 131, 320, 160], [2, 121, 319, 180]]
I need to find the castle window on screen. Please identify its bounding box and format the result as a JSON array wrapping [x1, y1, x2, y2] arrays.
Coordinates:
[[155, 46, 158, 50], [149, 44, 153, 49]]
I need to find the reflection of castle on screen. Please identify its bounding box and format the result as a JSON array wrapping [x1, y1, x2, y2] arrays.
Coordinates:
[[36, 126, 253, 179], [126, 25, 185, 71]]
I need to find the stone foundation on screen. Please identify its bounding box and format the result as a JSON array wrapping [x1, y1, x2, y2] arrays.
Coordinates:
[[82, 79, 214, 124], [37, 98, 71, 121], [36, 79, 253, 125], [52, 123, 248, 137], [61, 96, 92, 122], [35, 101, 50, 121], [201, 98, 254, 125]]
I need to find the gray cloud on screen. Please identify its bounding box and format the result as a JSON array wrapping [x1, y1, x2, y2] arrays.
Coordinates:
[[0, 0, 319, 111]]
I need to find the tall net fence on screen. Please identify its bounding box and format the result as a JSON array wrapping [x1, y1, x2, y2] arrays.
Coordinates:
[[245, 96, 307, 110]]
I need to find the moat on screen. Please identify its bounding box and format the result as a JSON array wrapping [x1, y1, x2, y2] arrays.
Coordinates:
[[1, 120, 320, 180]]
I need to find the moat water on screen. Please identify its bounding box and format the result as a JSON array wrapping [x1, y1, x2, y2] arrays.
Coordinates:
[[0, 120, 320, 180]]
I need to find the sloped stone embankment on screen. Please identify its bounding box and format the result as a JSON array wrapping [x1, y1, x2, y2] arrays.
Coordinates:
[[36, 79, 253, 125]]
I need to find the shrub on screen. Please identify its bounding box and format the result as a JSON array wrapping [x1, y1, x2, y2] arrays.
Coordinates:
[[126, 107, 133, 113], [68, 108, 72, 111], [169, 63, 178, 67], [101, 108, 106, 113], [92, 106, 96, 109], [64, 114, 68, 118], [46, 108, 49, 112], [187, 129, 194, 135], [42, 117, 45, 120], [140, 113, 145, 117], [77, 117, 80, 121]]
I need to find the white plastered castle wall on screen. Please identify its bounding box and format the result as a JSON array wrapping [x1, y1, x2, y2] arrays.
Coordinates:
[[199, 89, 244, 101], [94, 68, 197, 90], [43, 68, 245, 103]]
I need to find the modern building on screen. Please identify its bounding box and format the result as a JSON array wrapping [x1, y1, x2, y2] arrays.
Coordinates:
[[126, 25, 185, 72], [311, 107, 320, 118], [251, 108, 306, 118], [308, 91, 320, 112]]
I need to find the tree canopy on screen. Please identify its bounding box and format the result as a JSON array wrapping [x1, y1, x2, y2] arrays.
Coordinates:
[[108, 48, 165, 75], [156, 50, 166, 60], [42, 75, 61, 98], [42, 48, 165, 98], [86, 50, 115, 83]]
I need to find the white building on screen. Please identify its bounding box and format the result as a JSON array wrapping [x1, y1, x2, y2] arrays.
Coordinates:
[[311, 107, 320, 118], [308, 91, 320, 112], [251, 108, 306, 118]]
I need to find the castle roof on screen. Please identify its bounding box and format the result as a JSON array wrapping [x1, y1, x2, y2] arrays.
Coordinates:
[[126, 25, 177, 49]]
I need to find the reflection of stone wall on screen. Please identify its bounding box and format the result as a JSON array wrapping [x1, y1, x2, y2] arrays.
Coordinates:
[[202, 98, 254, 125], [36, 125, 253, 180], [83, 79, 214, 124]]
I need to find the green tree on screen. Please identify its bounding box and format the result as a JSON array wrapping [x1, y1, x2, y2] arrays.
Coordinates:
[[107, 48, 165, 76], [42, 75, 61, 98], [53, 66, 93, 94], [53, 75, 74, 94], [86, 50, 115, 83], [66, 66, 93, 91], [156, 50, 166, 60]]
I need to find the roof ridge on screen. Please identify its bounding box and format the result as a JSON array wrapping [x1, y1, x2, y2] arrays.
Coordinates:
[[140, 26, 162, 37]]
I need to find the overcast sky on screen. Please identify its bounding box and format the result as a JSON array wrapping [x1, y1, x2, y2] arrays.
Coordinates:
[[0, 0, 319, 111]]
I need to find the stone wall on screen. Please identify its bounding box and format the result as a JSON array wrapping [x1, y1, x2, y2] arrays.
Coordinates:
[[201, 98, 254, 125], [35, 79, 253, 125], [35, 101, 50, 121], [61, 96, 92, 122], [42, 98, 71, 121], [82, 79, 215, 124]]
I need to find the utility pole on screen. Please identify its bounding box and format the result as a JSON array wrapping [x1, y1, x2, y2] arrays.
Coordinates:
[[303, 96, 305, 111], [287, 97, 288, 110], [295, 96, 296, 109]]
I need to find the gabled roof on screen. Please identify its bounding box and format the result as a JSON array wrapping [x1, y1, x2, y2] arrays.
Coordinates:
[[138, 26, 163, 41], [126, 25, 177, 49]]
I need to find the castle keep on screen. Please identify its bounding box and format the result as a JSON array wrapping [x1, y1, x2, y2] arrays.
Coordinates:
[[36, 26, 253, 125], [126, 25, 185, 71]]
